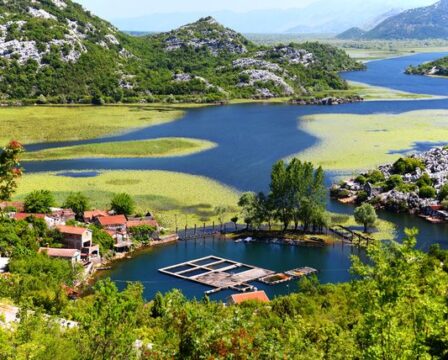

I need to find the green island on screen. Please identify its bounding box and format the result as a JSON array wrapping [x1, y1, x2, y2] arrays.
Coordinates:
[[406, 55, 448, 77], [23, 138, 217, 161], [293, 109, 448, 171]]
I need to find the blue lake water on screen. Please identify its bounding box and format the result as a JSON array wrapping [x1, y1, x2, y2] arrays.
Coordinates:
[[23, 52, 448, 300]]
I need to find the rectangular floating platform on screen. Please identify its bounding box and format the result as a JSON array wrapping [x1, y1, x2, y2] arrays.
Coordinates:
[[159, 255, 275, 294], [285, 267, 318, 278]]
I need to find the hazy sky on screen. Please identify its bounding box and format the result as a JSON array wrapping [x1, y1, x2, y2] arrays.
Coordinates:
[[75, 0, 435, 18], [74, 0, 326, 17]]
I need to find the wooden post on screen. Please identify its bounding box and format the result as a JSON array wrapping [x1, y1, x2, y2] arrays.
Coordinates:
[[184, 225, 187, 239], [194, 224, 197, 236], [212, 222, 215, 231]]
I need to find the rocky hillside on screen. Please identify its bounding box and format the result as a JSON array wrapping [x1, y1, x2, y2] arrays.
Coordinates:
[[406, 56, 448, 76], [332, 147, 448, 217], [0, 3, 363, 104], [362, 0, 448, 40]]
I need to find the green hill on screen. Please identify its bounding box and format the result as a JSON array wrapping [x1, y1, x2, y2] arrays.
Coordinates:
[[336, 27, 367, 40], [0, 3, 363, 104]]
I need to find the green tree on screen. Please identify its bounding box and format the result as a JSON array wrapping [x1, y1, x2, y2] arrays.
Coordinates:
[[110, 193, 135, 216], [214, 205, 228, 228], [0, 141, 24, 201], [63, 192, 90, 220], [270, 161, 292, 230], [24, 190, 55, 214], [354, 203, 377, 233]]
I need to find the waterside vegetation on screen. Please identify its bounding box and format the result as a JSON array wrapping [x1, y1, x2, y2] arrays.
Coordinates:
[[23, 138, 217, 161]]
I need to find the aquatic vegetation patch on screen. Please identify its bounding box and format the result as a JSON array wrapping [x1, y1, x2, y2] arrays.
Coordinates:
[[14, 170, 240, 229], [293, 109, 448, 172], [23, 138, 217, 161], [347, 81, 436, 101], [0, 105, 188, 145]]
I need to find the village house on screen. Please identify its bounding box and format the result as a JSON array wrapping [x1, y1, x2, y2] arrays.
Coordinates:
[[13, 213, 68, 228], [227, 291, 270, 305], [56, 225, 100, 262], [39, 248, 81, 265], [96, 215, 127, 231], [126, 218, 159, 230], [50, 208, 76, 223], [83, 210, 108, 224], [57, 225, 93, 249]]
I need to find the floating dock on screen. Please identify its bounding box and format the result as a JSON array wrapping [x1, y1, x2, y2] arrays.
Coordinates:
[[159, 255, 275, 295], [285, 267, 318, 278]]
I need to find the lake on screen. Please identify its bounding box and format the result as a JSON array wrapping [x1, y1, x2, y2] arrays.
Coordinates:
[[24, 52, 448, 300]]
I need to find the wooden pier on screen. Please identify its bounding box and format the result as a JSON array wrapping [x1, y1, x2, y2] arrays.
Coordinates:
[[159, 255, 275, 295]]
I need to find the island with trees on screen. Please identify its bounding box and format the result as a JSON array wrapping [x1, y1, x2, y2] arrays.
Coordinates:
[[332, 146, 448, 223]]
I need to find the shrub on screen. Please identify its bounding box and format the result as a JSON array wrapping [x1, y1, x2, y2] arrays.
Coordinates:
[[419, 186, 437, 199], [63, 192, 90, 220], [438, 183, 448, 201], [416, 173, 432, 189], [24, 190, 55, 213], [392, 157, 425, 175], [111, 193, 135, 216], [355, 175, 367, 185], [386, 175, 404, 191], [366, 170, 385, 184], [356, 191, 369, 204]]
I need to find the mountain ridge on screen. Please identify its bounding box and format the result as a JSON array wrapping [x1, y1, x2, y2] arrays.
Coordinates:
[[361, 0, 448, 39]]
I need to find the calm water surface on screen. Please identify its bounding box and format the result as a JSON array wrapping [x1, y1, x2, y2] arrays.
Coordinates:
[[25, 53, 448, 299]]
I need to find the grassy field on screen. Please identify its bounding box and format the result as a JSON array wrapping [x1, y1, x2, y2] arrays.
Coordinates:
[[14, 170, 240, 229], [347, 81, 436, 101], [23, 138, 217, 161], [291, 109, 448, 171], [0, 104, 203, 145]]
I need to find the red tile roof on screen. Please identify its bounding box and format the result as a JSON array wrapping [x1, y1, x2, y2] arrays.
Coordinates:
[[229, 291, 270, 305], [14, 213, 46, 221], [57, 225, 89, 236], [126, 219, 159, 228], [84, 210, 108, 220], [39, 248, 80, 258], [97, 215, 127, 226]]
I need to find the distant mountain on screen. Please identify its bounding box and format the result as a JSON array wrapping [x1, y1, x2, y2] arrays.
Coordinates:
[[363, 8, 404, 30], [363, 0, 448, 39], [0, 5, 363, 103], [111, 0, 435, 34], [336, 27, 367, 40]]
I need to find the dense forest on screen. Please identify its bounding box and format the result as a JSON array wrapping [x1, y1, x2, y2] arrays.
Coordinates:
[[0, 1, 363, 104]]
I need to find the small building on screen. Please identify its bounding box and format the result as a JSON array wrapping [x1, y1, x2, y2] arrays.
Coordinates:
[[80, 245, 101, 263], [39, 248, 81, 265], [51, 208, 76, 223], [227, 291, 270, 305], [83, 210, 109, 224], [57, 225, 93, 250], [96, 215, 127, 231], [126, 219, 159, 230], [0, 258, 10, 273]]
